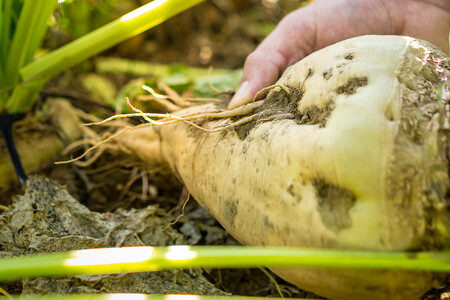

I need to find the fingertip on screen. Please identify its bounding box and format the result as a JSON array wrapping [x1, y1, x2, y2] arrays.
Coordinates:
[[228, 81, 252, 109], [229, 45, 288, 110], [228, 97, 251, 110]]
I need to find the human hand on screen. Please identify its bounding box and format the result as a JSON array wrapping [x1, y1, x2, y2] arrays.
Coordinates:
[[228, 0, 450, 109]]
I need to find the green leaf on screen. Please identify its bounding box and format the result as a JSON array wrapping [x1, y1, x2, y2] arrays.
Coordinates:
[[193, 70, 242, 98], [162, 70, 193, 93]]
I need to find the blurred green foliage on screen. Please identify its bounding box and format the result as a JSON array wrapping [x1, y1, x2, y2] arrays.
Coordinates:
[[56, 0, 120, 38]]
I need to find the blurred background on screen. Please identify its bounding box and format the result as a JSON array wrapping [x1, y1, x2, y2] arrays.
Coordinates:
[[49, 0, 310, 69]]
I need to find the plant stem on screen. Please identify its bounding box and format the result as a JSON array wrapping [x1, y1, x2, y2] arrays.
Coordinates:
[[8, 295, 313, 300], [5, 77, 48, 113], [0, 0, 14, 105], [20, 0, 205, 84], [7, 0, 204, 113], [0, 0, 56, 112], [0, 0, 13, 66], [4, 0, 57, 86], [0, 246, 448, 282]]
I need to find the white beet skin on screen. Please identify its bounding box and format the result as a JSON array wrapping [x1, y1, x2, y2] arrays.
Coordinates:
[[116, 35, 450, 300]]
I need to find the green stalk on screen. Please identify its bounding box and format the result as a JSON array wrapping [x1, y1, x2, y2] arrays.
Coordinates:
[[0, 72, 6, 102], [20, 0, 205, 84], [0, 0, 13, 102], [6, 0, 205, 113], [22, 3, 59, 66], [4, 0, 57, 86], [96, 57, 231, 77], [0, 67, 6, 105], [67, 0, 91, 38], [0, 1, 5, 64], [0, 0, 56, 112], [0, 246, 448, 282], [0, 0, 13, 64], [5, 76, 48, 113], [9, 295, 311, 300]]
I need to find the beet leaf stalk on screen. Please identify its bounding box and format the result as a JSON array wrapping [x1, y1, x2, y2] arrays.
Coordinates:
[[1, 0, 205, 114], [0, 246, 448, 282]]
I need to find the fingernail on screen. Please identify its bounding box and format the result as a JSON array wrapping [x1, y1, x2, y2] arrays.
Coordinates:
[[228, 81, 251, 109]]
